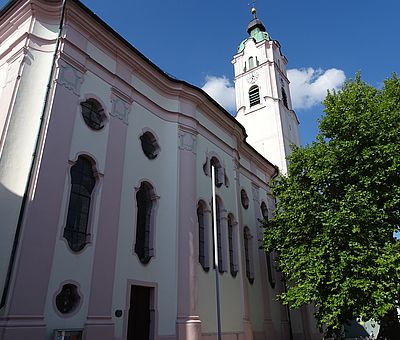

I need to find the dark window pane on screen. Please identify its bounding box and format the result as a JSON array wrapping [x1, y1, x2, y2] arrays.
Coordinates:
[[210, 157, 223, 188], [135, 183, 153, 264], [249, 86, 260, 107], [261, 202, 268, 220], [197, 204, 208, 271], [282, 87, 289, 109], [228, 217, 237, 277], [55, 284, 80, 314], [81, 100, 104, 130], [244, 227, 254, 284], [140, 132, 159, 159], [64, 156, 95, 252]]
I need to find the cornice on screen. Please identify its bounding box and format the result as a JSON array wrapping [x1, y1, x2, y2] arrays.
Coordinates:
[[0, 0, 31, 41], [61, 0, 276, 178]]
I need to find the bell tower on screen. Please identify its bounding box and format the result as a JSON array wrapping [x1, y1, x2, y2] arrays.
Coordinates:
[[232, 6, 299, 174]]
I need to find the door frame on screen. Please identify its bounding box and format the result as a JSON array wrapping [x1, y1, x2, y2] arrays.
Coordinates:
[[123, 280, 158, 340]]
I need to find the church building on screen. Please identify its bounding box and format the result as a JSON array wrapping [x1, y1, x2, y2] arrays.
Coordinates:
[[0, 0, 320, 339]]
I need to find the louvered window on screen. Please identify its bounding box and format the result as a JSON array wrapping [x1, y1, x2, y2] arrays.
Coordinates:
[[249, 86, 260, 107]]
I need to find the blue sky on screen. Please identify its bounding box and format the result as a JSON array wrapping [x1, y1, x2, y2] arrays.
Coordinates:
[[1, 0, 399, 145]]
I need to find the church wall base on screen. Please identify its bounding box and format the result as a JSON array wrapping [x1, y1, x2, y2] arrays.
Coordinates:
[[0, 318, 46, 340], [176, 316, 202, 340], [84, 320, 115, 340]]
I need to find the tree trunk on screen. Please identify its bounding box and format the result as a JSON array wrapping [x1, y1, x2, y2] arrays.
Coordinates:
[[377, 309, 400, 340]]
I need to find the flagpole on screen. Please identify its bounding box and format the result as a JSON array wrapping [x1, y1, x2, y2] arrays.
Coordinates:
[[211, 165, 222, 340]]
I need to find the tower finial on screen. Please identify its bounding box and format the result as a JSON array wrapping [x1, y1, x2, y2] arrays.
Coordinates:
[[250, 0, 257, 18]]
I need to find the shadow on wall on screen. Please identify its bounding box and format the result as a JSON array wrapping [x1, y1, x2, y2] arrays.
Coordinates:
[[0, 181, 24, 307]]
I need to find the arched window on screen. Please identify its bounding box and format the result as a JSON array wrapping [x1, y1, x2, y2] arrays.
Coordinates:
[[281, 87, 289, 109], [80, 99, 105, 130], [135, 182, 156, 264], [244, 226, 254, 284], [249, 86, 260, 107], [248, 56, 254, 69], [63, 155, 96, 252], [241, 189, 249, 209], [211, 197, 227, 273], [197, 201, 209, 272], [228, 214, 238, 277], [210, 156, 223, 188], [261, 201, 268, 220], [261, 201, 276, 288], [215, 198, 223, 273]]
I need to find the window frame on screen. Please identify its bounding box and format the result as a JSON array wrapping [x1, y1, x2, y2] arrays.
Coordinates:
[[197, 200, 210, 272], [281, 86, 289, 109], [134, 181, 158, 264], [227, 214, 239, 277], [241, 189, 249, 209], [140, 131, 160, 160], [261, 201, 276, 288], [210, 156, 224, 188], [80, 98, 106, 131], [63, 155, 98, 253], [248, 56, 254, 69], [244, 226, 254, 284], [54, 282, 82, 316], [212, 196, 228, 274], [249, 85, 260, 107]]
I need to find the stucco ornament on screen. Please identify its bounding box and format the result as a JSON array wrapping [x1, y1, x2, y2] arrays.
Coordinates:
[[110, 94, 131, 124], [178, 130, 197, 154], [57, 60, 84, 96]]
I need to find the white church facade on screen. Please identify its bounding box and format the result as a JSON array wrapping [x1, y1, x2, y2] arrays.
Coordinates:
[[0, 0, 320, 339]]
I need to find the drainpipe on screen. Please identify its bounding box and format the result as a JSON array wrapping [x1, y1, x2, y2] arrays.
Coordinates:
[[1, 0, 67, 309]]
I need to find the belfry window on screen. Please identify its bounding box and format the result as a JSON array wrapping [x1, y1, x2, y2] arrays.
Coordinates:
[[281, 87, 289, 109], [63, 155, 96, 252], [249, 86, 260, 107], [244, 226, 254, 284], [248, 56, 255, 69], [197, 201, 209, 272], [135, 182, 156, 264]]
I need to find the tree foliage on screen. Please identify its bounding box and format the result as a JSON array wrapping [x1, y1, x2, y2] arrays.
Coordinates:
[[263, 74, 400, 338]]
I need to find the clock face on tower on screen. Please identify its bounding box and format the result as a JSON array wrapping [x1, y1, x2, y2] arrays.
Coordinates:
[[247, 71, 259, 84]]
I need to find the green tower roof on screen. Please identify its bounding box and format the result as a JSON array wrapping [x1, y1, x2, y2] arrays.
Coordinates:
[[237, 15, 270, 53]]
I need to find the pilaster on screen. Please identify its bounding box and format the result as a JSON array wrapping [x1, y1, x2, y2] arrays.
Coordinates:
[[176, 126, 202, 340]]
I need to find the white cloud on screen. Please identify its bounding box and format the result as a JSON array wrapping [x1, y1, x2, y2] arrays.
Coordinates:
[[287, 68, 346, 110], [201, 75, 236, 112]]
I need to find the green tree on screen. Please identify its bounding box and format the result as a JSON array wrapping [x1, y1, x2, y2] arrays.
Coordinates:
[[263, 74, 400, 339]]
